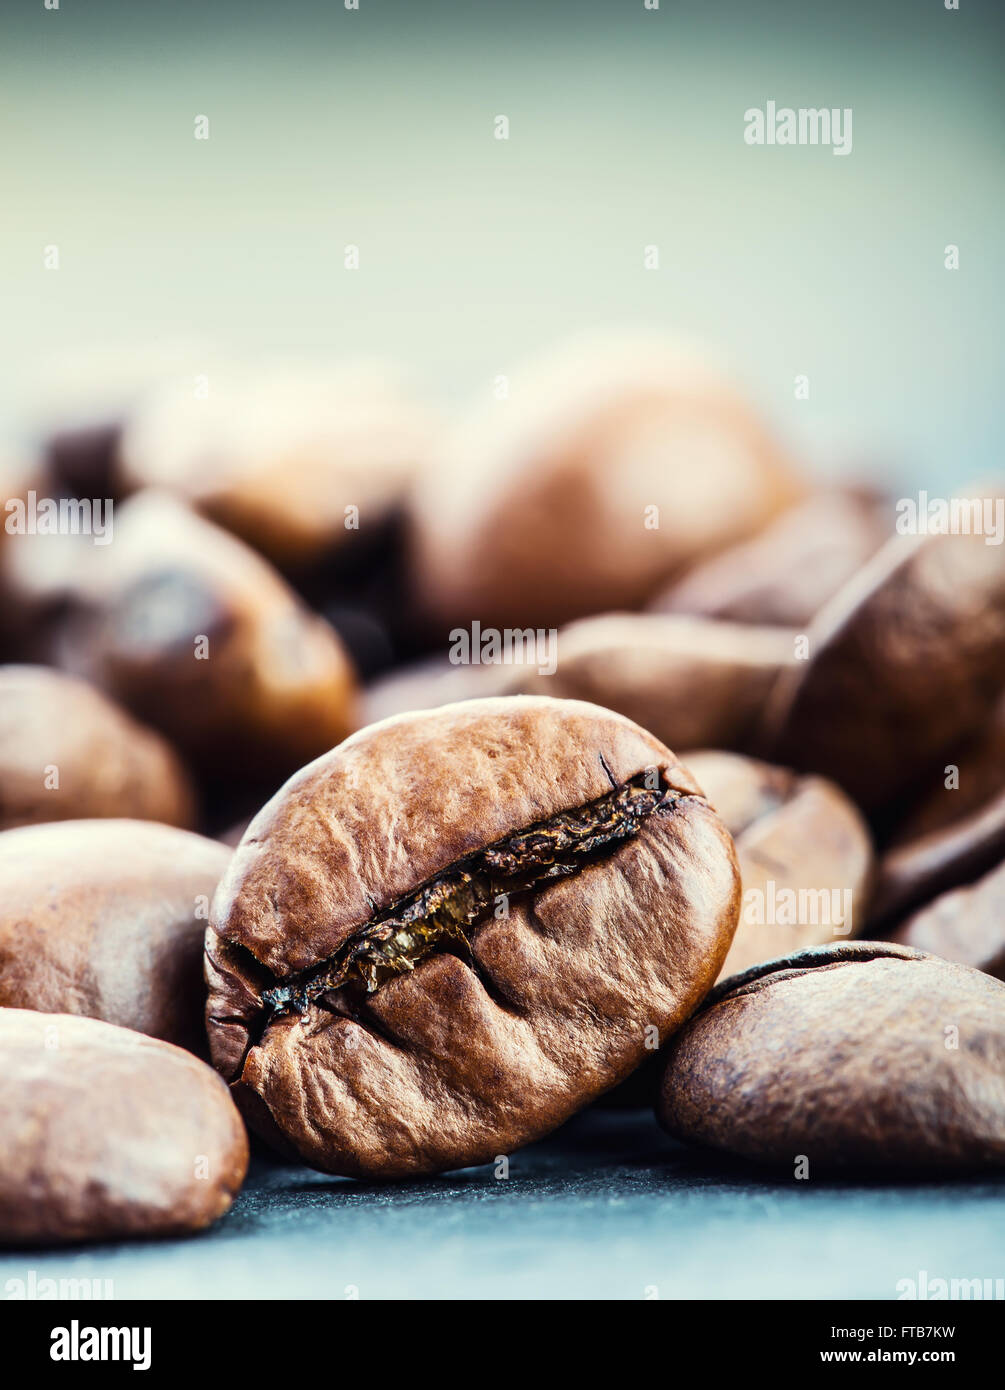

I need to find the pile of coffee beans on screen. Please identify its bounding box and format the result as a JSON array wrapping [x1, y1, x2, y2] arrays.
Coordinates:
[[1, 335, 1003, 1245]]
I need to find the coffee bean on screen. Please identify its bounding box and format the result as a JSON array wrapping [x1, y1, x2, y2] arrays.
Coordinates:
[[892, 859, 1005, 981], [870, 696, 1005, 926], [683, 750, 874, 978], [319, 603, 396, 683], [119, 364, 437, 571], [600, 750, 874, 1107], [362, 655, 515, 726], [0, 451, 38, 555], [891, 693, 1005, 840], [872, 795, 1005, 929], [761, 517, 1005, 810], [206, 696, 740, 1178], [23, 340, 216, 503], [0, 819, 231, 1055], [652, 486, 887, 627], [47, 421, 122, 502], [56, 491, 358, 780], [0, 1009, 248, 1245], [0, 664, 196, 831], [407, 336, 802, 633], [511, 614, 795, 754], [0, 454, 58, 661], [658, 942, 1005, 1168]]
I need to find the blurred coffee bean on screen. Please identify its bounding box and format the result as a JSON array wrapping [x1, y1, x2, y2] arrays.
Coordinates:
[[0, 450, 36, 538], [0, 664, 196, 830], [891, 859, 1005, 980], [362, 655, 516, 726], [0, 521, 79, 641], [319, 602, 396, 682], [653, 486, 888, 627], [761, 510, 1005, 810], [118, 363, 437, 571], [658, 942, 1005, 1169], [20, 339, 222, 502], [0, 451, 52, 659], [56, 492, 358, 781], [869, 699, 1005, 926], [871, 796, 1005, 931], [0, 1009, 248, 1245], [511, 614, 795, 753], [48, 421, 122, 502], [892, 693, 1005, 841], [683, 750, 873, 979], [0, 819, 230, 1055], [408, 335, 803, 632]]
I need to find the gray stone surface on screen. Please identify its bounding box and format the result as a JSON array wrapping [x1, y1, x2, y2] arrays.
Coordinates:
[[3, 1111, 1003, 1300]]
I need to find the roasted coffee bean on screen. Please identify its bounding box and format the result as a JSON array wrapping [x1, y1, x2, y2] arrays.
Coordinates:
[[891, 693, 1005, 841], [0, 451, 36, 547], [408, 336, 802, 633], [0, 819, 231, 1054], [601, 744, 873, 1109], [49, 425, 142, 512], [872, 795, 1005, 929], [870, 696, 1005, 926], [511, 615, 795, 754], [47, 421, 122, 502], [652, 486, 888, 628], [0, 525, 79, 667], [206, 696, 740, 1178], [683, 751, 873, 979], [891, 859, 1005, 980], [761, 515, 1005, 810], [0, 454, 55, 661], [119, 364, 436, 571], [22, 340, 217, 501], [0, 1009, 248, 1245], [362, 655, 515, 726], [0, 664, 195, 831], [55, 491, 358, 779], [319, 603, 396, 684], [658, 942, 1005, 1168]]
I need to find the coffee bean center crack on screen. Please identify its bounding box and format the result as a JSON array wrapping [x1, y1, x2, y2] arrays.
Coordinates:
[[260, 773, 675, 1018]]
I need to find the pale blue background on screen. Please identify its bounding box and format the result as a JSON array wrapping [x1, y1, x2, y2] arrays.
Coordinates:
[[2, 0, 1003, 489]]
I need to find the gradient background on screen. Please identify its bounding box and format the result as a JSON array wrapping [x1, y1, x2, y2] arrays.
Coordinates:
[[3, 0, 1003, 488]]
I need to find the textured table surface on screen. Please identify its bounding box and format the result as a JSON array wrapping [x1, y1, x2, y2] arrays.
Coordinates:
[[4, 1110, 1003, 1301]]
